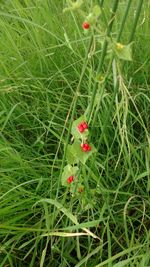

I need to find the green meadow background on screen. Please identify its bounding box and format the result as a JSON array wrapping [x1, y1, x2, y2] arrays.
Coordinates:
[[0, 1, 150, 266]]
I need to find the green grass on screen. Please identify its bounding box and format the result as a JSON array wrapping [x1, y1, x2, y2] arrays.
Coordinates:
[[0, 0, 150, 266]]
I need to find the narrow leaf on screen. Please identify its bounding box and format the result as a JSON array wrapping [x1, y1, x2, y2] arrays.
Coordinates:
[[36, 198, 78, 224]]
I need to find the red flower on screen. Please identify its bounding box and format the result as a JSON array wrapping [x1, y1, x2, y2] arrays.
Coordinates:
[[82, 121, 88, 130], [78, 121, 88, 133], [82, 22, 90, 30], [78, 123, 84, 133], [81, 143, 91, 152], [67, 176, 74, 184]]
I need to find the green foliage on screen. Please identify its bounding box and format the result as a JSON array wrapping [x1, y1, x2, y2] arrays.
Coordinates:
[[114, 42, 132, 61], [66, 144, 79, 164], [71, 115, 89, 140], [61, 164, 79, 186], [112, 259, 132, 267], [70, 139, 96, 164], [92, 5, 101, 18], [63, 0, 83, 12], [86, 5, 101, 24], [0, 0, 149, 266], [64, 114, 96, 188]]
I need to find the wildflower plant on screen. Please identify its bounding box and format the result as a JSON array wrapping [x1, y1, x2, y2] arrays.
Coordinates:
[[61, 115, 96, 195], [0, 0, 147, 265], [61, 0, 144, 203]]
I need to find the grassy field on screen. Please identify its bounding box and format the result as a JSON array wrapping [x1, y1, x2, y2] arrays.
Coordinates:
[[0, 0, 150, 266]]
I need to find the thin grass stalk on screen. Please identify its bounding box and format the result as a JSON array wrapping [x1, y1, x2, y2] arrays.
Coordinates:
[[57, 37, 93, 189], [99, 0, 104, 6], [91, 0, 132, 133], [128, 0, 144, 43], [96, 0, 144, 150], [117, 0, 132, 42], [87, 0, 119, 122]]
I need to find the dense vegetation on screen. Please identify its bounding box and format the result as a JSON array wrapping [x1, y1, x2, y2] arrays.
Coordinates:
[[0, 1, 150, 266]]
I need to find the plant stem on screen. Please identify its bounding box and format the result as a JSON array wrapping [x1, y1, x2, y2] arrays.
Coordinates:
[[58, 36, 93, 180], [128, 0, 143, 43], [91, 0, 133, 142], [93, 0, 143, 151], [117, 0, 132, 42], [57, 0, 106, 196], [87, 0, 119, 122], [97, 0, 143, 149], [100, 0, 105, 7]]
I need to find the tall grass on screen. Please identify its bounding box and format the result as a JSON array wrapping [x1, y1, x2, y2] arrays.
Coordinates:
[[0, 0, 150, 266]]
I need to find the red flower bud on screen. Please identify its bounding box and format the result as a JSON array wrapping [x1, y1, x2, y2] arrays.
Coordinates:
[[82, 22, 90, 30], [81, 143, 91, 152], [78, 187, 84, 193], [78, 124, 84, 133], [82, 122, 88, 130], [67, 176, 74, 184], [78, 121, 88, 133]]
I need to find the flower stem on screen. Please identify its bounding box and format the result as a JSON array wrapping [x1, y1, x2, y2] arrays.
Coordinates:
[[58, 1, 106, 195]]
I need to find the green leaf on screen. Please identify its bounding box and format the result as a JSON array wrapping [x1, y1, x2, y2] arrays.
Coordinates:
[[40, 247, 47, 267], [66, 140, 96, 165], [66, 144, 79, 165], [112, 258, 133, 267], [61, 164, 79, 186], [72, 140, 96, 165], [70, 182, 84, 195], [64, 32, 74, 52], [35, 199, 99, 240], [92, 5, 101, 18], [71, 115, 89, 140], [114, 42, 132, 61], [63, 0, 83, 12], [95, 73, 105, 83], [36, 198, 78, 224], [86, 5, 101, 24]]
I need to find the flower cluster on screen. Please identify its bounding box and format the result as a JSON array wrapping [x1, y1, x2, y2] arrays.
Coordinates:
[[66, 119, 92, 186], [61, 115, 96, 195], [81, 143, 91, 152], [78, 121, 88, 132]]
